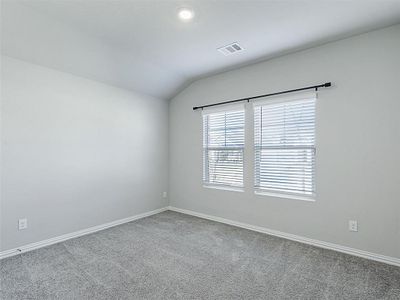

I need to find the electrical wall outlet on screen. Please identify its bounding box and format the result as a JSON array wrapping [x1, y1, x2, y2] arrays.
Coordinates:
[[162, 192, 167, 198], [349, 220, 358, 232], [18, 218, 28, 230]]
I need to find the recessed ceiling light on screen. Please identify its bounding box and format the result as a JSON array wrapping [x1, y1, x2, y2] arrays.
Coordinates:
[[178, 8, 194, 21]]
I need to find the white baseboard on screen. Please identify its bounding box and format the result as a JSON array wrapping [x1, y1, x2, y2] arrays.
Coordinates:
[[0, 207, 168, 260], [168, 206, 400, 267], [2, 205, 399, 267]]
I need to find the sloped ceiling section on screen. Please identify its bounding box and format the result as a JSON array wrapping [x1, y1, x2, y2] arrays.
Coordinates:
[[1, 1, 186, 99], [2, 1, 400, 100]]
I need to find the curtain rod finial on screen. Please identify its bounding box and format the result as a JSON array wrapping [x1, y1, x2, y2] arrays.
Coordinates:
[[324, 82, 332, 87]]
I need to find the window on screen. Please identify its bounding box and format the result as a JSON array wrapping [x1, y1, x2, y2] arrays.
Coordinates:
[[254, 94, 316, 198], [203, 107, 245, 189]]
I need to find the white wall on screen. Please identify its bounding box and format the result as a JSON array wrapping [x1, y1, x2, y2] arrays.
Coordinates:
[[0, 56, 169, 251], [169, 25, 400, 259]]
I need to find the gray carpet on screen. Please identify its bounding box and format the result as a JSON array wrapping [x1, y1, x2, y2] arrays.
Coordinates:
[[1, 211, 399, 299]]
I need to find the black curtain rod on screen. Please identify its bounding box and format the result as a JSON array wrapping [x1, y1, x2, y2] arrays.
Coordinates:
[[193, 82, 332, 111]]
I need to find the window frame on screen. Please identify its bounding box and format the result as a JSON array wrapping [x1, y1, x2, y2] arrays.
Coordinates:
[[253, 93, 317, 201], [202, 106, 245, 191]]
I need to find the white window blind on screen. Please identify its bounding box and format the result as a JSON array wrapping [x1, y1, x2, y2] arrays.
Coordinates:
[[254, 95, 316, 197], [203, 108, 245, 188]]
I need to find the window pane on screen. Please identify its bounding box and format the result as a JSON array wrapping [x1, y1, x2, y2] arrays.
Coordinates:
[[204, 149, 244, 187], [254, 97, 316, 196], [203, 109, 245, 187], [255, 148, 315, 194]]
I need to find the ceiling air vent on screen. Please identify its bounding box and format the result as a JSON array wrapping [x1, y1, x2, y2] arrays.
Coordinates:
[[217, 42, 244, 56]]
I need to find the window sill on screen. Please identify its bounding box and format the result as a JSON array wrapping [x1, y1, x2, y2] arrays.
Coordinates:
[[254, 190, 315, 202], [203, 184, 244, 193]]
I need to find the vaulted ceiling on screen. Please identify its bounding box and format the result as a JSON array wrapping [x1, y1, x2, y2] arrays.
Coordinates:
[[2, 0, 400, 99]]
